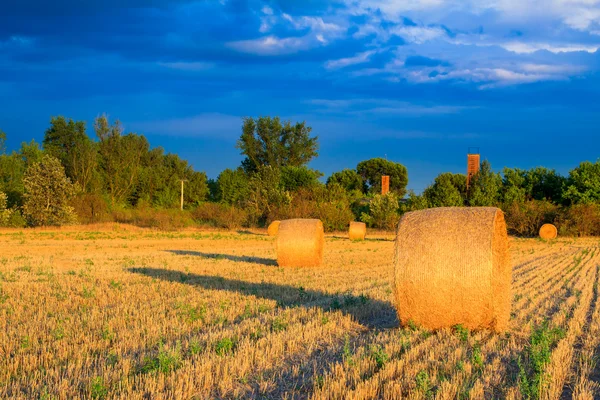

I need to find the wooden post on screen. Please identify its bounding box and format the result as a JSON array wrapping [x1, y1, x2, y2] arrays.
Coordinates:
[[180, 180, 185, 211], [381, 175, 390, 195]]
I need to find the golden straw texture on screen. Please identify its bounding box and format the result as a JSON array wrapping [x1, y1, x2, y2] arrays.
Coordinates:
[[394, 207, 511, 332], [276, 219, 324, 267], [349, 221, 367, 241], [539, 223, 558, 240], [267, 221, 280, 237]]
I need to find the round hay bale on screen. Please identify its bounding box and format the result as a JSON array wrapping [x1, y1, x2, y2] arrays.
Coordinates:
[[539, 223, 557, 240], [349, 221, 366, 241], [267, 220, 280, 237], [394, 207, 511, 332], [277, 219, 324, 267]]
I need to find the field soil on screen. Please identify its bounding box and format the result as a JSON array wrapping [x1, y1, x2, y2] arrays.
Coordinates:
[[1, 224, 599, 399]]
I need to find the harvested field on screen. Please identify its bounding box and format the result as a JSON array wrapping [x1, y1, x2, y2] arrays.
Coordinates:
[[1, 226, 600, 399]]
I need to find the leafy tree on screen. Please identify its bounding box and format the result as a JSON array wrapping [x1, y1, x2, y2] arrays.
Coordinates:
[[356, 158, 408, 197], [22, 155, 77, 226], [360, 193, 400, 230], [502, 168, 528, 205], [327, 169, 365, 193], [280, 166, 322, 192], [400, 190, 429, 213], [43, 116, 88, 181], [0, 140, 44, 207], [468, 160, 502, 206], [527, 167, 566, 203], [423, 173, 466, 207], [237, 116, 318, 172], [0, 191, 13, 226], [95, 115, 148, 205], [563, 161, 600, 204], [0, 129, 6, 154], [246, 166, 291, 221], [214, 168, 250, 206]]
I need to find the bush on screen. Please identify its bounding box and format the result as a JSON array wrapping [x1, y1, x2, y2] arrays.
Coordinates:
[[269, 186, 355, 232], [503, 200, 559, 237], [192, 203, 248, 229], [361, 193, 400, 230], [555, 203, 600, 237], [71, 193, 110, 224]]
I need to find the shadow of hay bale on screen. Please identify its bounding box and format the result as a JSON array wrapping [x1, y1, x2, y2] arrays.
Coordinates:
[[129, 267, 398, 329], [166, 250, 277, 266]]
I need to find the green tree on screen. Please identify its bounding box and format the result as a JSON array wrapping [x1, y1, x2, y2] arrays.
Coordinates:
[[43, 116, 88, 180], [563, 161, 600, 204], [214, 168, 250, 206], [468, 160, 502, 206], [327, 169, 365, 193], [502, 168, 528, 205], [246, 166, 291, 221], [360, 193, 400, 230], [0, 129, 6, 154], [95, 115, 148, 205], [423, 173, 466, 207], [0, 191, 13, 226], [237, 116, 318, 172], [280, 166, 322, 192], [22, 155, 77, 226], [356, 158, 408, 196], [527, 167, 566, 202], [0, 140, 44, 207]]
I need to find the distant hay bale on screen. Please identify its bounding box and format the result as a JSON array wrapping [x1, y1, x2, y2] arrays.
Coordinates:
[[394, 207, 511, 332], [539, 223, 557, 240], [349, 221, 366, 241], [277, 219, 324, 267], [267, 220, 280, 237]]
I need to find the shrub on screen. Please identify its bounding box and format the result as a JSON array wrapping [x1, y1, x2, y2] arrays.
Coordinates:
[[503, 200, 559, 237], [361, 193, 400, 230], [71, 193, 110, 224], [0, 192, 13, 226], [192, 202, 248, 229], [555, 203, 600, 237]]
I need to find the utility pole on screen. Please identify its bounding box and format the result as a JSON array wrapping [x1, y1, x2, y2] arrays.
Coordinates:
[[180, 179, 188, 211]]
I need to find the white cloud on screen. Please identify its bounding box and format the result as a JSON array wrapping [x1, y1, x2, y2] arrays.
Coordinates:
[[391, 25, 447, 44], [500, 41, 599, 53], [227, 35, 316, 55], [325, 50, 376, 69]]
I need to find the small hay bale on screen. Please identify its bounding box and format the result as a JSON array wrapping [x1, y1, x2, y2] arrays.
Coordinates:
[[277, 219, 324, 267], [349, 221, 366, 241], [539, 223, 557, 240], [267, 220, 280, 237], [394, 207, 511, 332]]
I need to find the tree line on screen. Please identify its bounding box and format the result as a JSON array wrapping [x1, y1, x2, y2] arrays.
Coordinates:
[[0, 115, 599, 236]]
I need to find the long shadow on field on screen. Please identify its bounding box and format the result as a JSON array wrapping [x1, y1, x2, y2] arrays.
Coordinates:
[[130, 267, 398, 329], [166, 250, 277, 266]]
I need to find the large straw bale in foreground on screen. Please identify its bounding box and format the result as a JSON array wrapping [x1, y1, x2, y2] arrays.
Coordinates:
[[394, 207, 511, 332], [267, 220, 280, 237], [539, 223, 557, 239], [349, 221, 367, 241], [277, 219, 324, 267]]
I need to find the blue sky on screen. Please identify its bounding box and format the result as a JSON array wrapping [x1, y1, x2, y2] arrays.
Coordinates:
[[1, 0, 599, 193]]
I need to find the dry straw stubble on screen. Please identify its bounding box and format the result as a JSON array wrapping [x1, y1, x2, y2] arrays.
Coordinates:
[[394, 207, 511, 332], [539, 223, 558, 239], [276, 219, 324, 267], [348, 221, 366, 241], [267, 220, 280, 237]]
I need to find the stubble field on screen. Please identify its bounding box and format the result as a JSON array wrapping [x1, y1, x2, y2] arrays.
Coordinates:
[[1, 225, 599, 399]]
